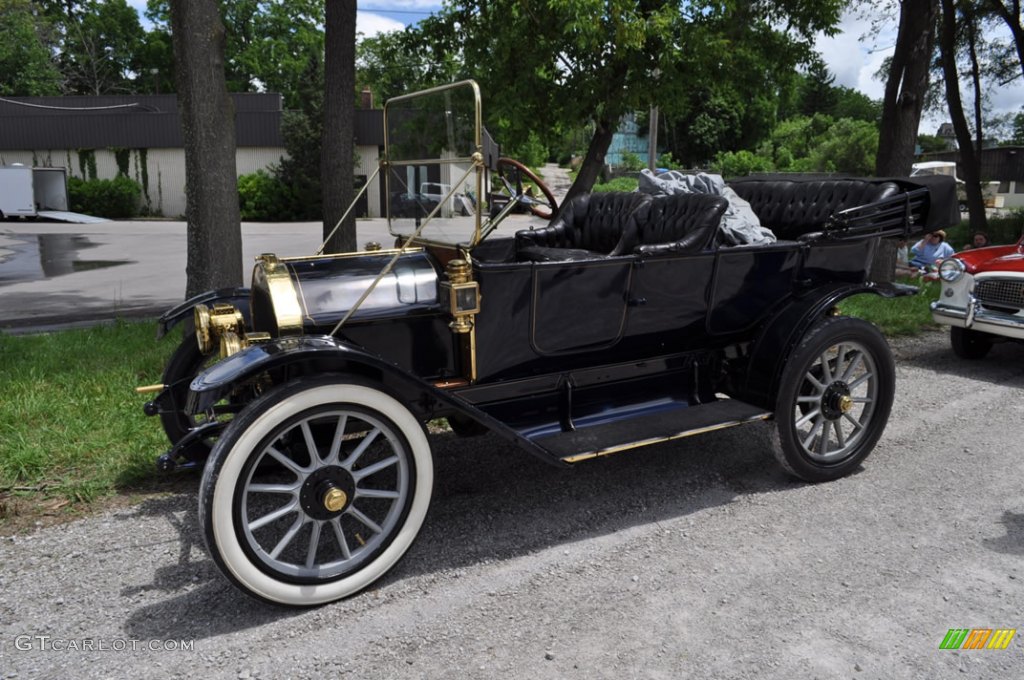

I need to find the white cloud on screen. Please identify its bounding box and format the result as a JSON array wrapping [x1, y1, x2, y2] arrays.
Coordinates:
[[357, 11, 406, 38], [816, 9, 893, 99]]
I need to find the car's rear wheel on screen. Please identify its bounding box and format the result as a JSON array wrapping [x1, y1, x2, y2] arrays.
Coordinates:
[[771, 316, 894, 482], [200, 377, 433, 606], [950, 326, 993, 360]]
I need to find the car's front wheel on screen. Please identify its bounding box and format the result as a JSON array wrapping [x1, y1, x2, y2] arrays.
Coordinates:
[[771, 316, 894, 482], [950, 326, 993, 360], [199, 376, 433, 606]]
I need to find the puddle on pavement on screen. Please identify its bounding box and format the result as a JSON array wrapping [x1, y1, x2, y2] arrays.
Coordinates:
[[0, 233, 132, 286]]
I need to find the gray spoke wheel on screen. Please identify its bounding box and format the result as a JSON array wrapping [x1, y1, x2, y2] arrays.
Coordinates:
[[200, 376, 432, 606], [772, 316, 894, 482]]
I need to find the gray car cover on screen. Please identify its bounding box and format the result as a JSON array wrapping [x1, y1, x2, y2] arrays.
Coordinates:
[[637, 169, 776, 246]]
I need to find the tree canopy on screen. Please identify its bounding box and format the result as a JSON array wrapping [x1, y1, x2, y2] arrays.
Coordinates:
[[401, 0, 844, 200], [0, 0, 62, 96]]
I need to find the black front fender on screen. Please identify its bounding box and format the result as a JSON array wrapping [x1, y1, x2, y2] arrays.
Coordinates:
[[156, 287, 251, 339], [185, 335, 557, 463], [739, 281, 916, 409]]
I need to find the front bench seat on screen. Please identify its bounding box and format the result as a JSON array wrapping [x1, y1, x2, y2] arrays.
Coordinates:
[[515, 191, 652, 262], [627, 193, 730, 256], [730, 179, 900, 241]]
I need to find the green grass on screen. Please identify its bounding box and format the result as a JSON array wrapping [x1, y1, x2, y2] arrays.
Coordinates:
[[839, 279, 941, 336], [0, 321, 177, 513]]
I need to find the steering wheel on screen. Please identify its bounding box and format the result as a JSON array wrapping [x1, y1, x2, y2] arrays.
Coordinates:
[[495, 157, 558, 219]]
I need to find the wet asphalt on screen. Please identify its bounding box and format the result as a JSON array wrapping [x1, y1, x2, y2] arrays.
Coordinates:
[[0, 220, 379, 333], [0, 166, 573, 334], [0, 214, 542, 334]]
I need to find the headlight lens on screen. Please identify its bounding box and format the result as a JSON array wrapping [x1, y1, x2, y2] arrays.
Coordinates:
[[939, 258, 965, 282]]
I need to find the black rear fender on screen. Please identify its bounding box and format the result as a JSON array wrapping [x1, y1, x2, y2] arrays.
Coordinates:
[[737, 281, 914, 409]]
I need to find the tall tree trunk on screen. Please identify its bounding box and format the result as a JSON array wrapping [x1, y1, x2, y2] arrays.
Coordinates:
[[876, 0, 937, 176], [561, 118, 616, 209], [939, 0, 988, 231], [169, 0, 243, 298], [873, 0, 937, 282], [322, 0, 357, 254]]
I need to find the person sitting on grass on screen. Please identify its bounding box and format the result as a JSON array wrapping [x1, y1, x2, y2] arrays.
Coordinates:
[[895, 238, 919, 278], [910, 230, 954, 271], [964, 231, 991, 249]]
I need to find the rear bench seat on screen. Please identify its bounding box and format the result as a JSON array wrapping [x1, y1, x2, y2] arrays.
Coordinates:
[[729, 179, 901, 241]]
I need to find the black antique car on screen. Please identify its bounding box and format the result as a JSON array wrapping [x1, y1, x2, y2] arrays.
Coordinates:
[[140, 81, 957, 606]]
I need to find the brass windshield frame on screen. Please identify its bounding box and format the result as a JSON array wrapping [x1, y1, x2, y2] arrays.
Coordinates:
[[382, 80, 486, 248]]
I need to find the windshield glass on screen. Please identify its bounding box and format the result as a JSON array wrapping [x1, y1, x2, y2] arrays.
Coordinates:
[[384, 81, 486, 247]]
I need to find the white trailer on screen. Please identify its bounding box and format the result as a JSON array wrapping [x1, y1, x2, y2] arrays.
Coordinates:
[[910, 161, 1002, 210], [0, 165, 105, 222]]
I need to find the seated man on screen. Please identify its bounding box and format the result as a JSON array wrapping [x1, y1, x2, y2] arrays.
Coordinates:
[[910, 230, 954, 271]]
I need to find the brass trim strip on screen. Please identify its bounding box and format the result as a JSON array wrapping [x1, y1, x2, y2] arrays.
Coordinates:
[[135, 383, 166, 394], [561, 414, 771, 464], [257, 255, 303, 335], [386, 157, 478, 167], [276, 248, 421, 264], [433, 378, 470, 389]]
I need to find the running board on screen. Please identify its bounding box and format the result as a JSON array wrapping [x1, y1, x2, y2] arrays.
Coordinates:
[[526, 400, 771, 463]]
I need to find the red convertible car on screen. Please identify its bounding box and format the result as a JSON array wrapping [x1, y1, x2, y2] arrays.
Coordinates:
[[931, 234, 1024, 358]]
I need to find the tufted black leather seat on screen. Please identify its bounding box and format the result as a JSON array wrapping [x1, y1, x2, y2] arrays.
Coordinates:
[[730, 179, 900, 241], [626, 193, 730, 256], [515, 192, 652, 261]]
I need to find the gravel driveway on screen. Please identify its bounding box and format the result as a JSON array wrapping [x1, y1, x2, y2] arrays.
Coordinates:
[[2, 329, 1022, 679]]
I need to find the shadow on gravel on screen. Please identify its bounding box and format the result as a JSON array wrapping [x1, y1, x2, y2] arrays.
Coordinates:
[[984, 510, 1024, 555], [121, 421, 807, 639], [120, 494, 302, 640], [893, 331, 1024, 386]]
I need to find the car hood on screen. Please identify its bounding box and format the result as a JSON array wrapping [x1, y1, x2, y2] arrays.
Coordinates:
[[956, 242, 1024, 274]]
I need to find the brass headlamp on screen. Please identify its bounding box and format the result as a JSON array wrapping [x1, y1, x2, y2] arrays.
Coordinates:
[[439, 259, 480, 334], [194, 302, 270, 358]]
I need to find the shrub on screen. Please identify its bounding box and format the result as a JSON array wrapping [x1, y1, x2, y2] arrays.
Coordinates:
[[986, 209, 1024, 245], [711, 150, 773, 178], [656, 152, 681, 170], [592, 176, 639, 192], [618, 150, 646, 172], [508, 131, 549, 169], [238, 170, 296, 221], [67, 175, 141, 218]]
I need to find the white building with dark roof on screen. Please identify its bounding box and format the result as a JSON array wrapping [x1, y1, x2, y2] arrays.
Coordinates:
[[0, 93, 385, 218]]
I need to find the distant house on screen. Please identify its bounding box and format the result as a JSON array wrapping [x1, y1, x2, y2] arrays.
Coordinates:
[[936, 122, 957, 151], [920, 146, 1024, 209], [0, 93, 385, 218], [606, 112, 651, 167]]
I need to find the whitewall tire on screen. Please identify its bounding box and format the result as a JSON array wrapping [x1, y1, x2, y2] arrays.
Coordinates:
[[199, 377, 433, 606]]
